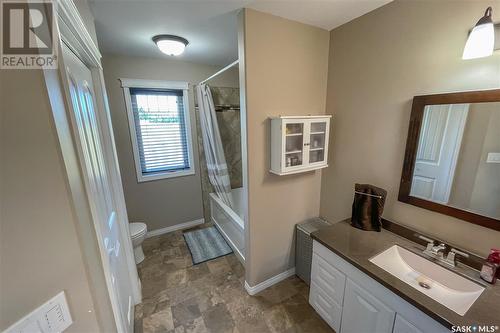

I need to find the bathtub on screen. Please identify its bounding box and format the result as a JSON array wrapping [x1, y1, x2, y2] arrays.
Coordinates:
[[209, 187, 245, 264]]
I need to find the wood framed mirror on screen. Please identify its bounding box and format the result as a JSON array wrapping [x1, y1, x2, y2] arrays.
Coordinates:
[[399, 89, 500, 231]]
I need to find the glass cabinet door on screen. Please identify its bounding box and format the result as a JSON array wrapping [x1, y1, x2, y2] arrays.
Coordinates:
[[284, 122, 304, 168], [309, 121, 327, 164]]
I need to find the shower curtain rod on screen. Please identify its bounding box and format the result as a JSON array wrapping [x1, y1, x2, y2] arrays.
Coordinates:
[[199, 59, 239, 85]]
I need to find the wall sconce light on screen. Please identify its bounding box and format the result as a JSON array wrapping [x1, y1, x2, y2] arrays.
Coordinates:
[[463, 7, 500, 59]]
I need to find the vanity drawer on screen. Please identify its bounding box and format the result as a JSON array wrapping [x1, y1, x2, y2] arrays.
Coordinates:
[[310, 282, 342, 332], [314, 240, 343, 267], [311, 252, 346, 305]]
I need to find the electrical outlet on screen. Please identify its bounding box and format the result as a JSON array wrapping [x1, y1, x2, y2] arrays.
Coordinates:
[[5, 292, 73, 333], [486, 152, 500, 163]]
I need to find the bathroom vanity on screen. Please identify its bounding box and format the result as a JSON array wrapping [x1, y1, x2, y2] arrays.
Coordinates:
[[309, 220, 500, 333]]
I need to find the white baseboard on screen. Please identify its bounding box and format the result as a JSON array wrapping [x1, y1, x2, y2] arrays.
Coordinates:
[[146, 218, 204, 238], [244, 267, 296, 296]]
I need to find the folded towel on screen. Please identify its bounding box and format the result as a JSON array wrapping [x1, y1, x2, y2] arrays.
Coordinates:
[[351, 183, 387, 232]]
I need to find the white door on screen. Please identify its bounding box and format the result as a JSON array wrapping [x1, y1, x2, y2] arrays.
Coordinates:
[[411, 104, 469, 203], [61, 44, 134, 332], [341, 279, 395, 333]]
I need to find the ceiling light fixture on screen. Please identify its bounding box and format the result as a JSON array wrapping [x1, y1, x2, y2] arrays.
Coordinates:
[[463, 7, 495, 60], [153, 35, 189, 56]]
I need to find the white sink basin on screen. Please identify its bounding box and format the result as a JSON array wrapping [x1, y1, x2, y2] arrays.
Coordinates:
[[369, 245, 484, 315]]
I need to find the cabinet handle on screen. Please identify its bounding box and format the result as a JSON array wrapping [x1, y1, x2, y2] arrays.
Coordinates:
[[304, 143, 310, 146]]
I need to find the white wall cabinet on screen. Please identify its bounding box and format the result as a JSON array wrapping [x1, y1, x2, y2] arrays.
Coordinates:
[[310, 241, 449, 333], [270, 116, 331, 175]]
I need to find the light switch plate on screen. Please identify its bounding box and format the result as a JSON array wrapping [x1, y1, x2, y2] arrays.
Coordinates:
[[5, 291, 73, 333], [486, 152, 500, 163]]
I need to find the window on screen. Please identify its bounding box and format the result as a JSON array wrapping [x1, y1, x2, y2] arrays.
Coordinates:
[[121, 79, 194, 182]]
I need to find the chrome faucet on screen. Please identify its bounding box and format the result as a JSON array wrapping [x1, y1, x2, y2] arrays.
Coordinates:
[[444, 248, 470, 267], [416, 234, 469, 267], [417, 235, 446, 259], [429, 243, 447, 258]]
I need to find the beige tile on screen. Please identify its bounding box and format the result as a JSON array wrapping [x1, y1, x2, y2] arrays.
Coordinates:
[[143, 308, 174, 332], [298, 316, 334, 333], [183, 317, 208, 333], [281, 294, 319, 326], [167, 326, 185, 333], [165, 268, 188, 286], [143, 299, 170, 318], [202, 303, 235, 333], [171, 297, 202, 327], [186, 262, 210, 282], [141, 275, 167, 299], [226, 295, 270, 333], [263, 304, 294, 333], [138, 230, 332, 333], [206, 256, 232, 275], [164, 255, 192, 270], [255, 279, 298, 305]]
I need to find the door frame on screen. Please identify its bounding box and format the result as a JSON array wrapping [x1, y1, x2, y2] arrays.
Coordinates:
[[43, 0, 141, 331]]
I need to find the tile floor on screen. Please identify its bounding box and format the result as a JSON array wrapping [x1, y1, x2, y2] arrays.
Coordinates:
[[135, 226, 334, 333]]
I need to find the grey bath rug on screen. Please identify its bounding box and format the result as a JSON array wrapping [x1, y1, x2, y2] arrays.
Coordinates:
[[183, 226, 233, 264]]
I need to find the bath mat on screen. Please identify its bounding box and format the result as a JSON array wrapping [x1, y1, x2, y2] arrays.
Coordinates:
[[183, 226, 232, 264]]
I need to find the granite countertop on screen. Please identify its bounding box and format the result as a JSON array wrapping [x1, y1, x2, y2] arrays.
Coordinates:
[[311, 220, 500, 328]]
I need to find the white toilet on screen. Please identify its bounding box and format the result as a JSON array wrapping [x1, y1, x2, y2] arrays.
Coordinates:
[[129, 222, 147, 264]]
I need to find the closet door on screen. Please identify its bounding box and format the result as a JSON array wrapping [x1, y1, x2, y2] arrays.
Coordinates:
[[341, 279, 395, 333]]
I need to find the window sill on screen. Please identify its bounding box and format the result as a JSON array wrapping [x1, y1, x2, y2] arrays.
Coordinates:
[[136, 169, 195, 183]]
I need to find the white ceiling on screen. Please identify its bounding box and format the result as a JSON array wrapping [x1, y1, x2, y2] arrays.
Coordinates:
[[89, 0, 391, 66]]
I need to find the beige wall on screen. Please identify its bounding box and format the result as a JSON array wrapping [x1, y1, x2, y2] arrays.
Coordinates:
[[0, 70, 100, 332], [321, 0, 500, 257], [243, 9, 330, 285], [102, 54, 239, 231]]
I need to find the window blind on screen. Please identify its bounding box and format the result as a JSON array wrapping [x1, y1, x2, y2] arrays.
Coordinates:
[[129, 88, 190, 175]]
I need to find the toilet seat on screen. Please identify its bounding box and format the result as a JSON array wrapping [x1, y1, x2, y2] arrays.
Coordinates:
[[130, 222, 147, 239]]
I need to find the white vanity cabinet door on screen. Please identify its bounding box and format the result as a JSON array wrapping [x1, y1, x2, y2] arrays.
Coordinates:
[[392, 313, 448, 333], [392, 314, 424, 333], [341, 279, 396, 333]]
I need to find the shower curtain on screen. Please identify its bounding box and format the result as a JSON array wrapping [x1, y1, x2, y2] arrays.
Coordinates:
[[196, 84, 234, 209]]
